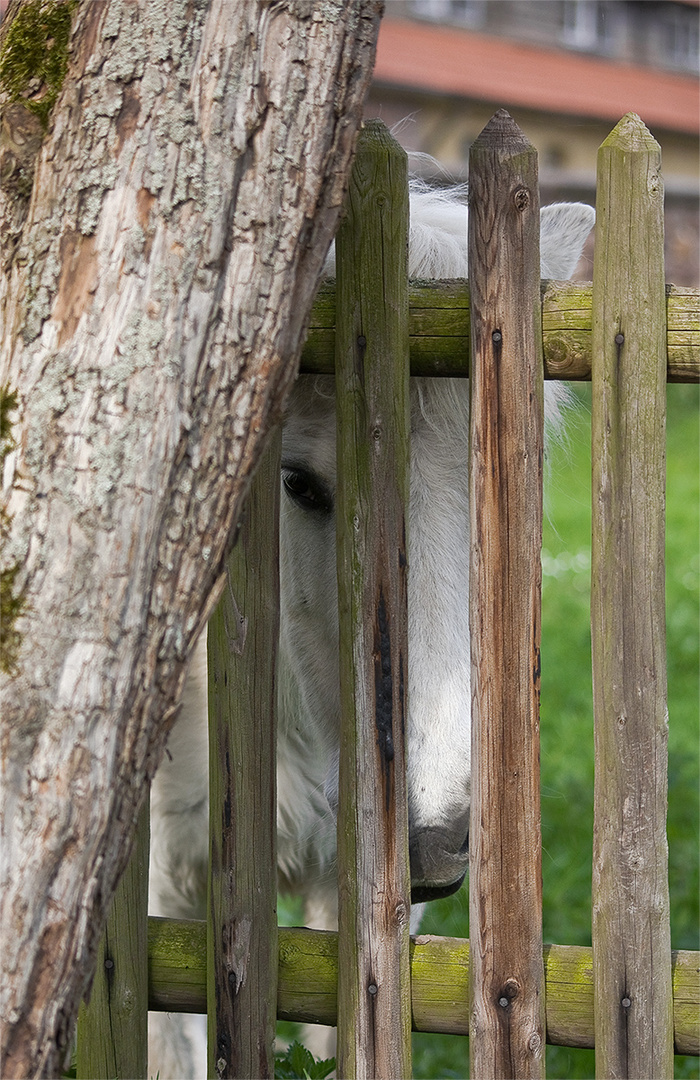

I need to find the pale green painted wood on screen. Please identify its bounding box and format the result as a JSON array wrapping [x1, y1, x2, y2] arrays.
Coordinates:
[[672, 950, 700, 1056], [301, 280, 699, 381], [278, 928, 338, 1028], [206, 431, 280, 1079], [146, 920, 700, 1055], [591, 112, 674, 1080], [467, 109, 546, 1080], [148, 915, 207, 1013], [334, 118, 412, 1080], [77, 799, 149, 1080], [542, 282, 699, 382]]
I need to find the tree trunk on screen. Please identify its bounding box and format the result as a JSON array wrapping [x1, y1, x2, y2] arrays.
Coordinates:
[[0, 2, 382, 1076]]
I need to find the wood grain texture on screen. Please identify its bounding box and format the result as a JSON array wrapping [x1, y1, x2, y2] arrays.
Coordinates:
[[76, 801, 149, 1080], [542, 282, 699, 382], [206, 431, 280, 1079], [146, 920, 700, 1055], [301, 281, 699, 381], [334, 119, 413, 1080], [590, 112, 674, 1080], [148, 916, 208, 1014], [467, 110, 546, 1080]]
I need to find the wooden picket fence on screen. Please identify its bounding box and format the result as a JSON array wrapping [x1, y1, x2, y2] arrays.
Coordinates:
[[76, 112, 699, 1079]]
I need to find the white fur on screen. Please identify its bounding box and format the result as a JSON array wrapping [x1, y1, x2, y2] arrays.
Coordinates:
[[149, 189, 594, 1077]]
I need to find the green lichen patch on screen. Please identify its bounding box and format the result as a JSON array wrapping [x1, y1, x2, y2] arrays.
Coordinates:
[[0, 385, 26, 676], [0, 385, 18, 459], [0, 0, 77, 129]]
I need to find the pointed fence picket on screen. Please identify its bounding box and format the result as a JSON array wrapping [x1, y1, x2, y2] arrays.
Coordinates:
[[590, 114, 674, 1079], [77, 113, 699, 1080], [334, 119, 413, 1080], [466, 109, 547, 1080]]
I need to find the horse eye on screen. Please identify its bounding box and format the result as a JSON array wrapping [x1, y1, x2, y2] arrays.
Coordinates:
[[282, 468, 333, 514]]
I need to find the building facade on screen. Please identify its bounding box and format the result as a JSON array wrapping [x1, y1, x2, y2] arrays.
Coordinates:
[[366, 0, 699, 284]]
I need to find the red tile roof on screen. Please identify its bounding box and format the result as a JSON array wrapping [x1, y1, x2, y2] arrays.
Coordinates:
[[373, 18, 700, 135]]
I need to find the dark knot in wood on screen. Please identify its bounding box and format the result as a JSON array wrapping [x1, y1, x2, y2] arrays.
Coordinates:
[[497, 978, 520, 1008], [513, 187, 531, 211]]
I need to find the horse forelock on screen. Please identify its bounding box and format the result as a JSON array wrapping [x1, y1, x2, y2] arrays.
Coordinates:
[[323, 181, 469, 280]]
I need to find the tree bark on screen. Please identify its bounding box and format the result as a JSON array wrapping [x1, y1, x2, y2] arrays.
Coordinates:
[[0, 2, 382, 1076]]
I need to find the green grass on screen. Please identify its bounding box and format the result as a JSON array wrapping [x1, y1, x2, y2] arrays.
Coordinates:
[[540, 383, 698, 1080], [279, 384, 699, 1080]]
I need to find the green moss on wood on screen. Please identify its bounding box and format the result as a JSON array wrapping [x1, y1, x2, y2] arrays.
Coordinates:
[[301, 282, 698, 381], [0, 385, 18, 456], [145, 920, 700, 1055], [0, 0, 77, 129], [0, 562, 26, 675], [0, 385, 26, 675]]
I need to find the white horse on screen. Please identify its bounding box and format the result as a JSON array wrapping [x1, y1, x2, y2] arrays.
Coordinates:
[[149, 185, 594, 1077]]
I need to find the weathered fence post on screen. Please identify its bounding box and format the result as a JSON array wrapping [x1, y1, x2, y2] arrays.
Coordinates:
[[590, 112, 674, 1080], [335, 118, 412, 1080], [76, 800, 149, 1080], [207, 430, 281, 1079], [468, 109, 546, 1080]]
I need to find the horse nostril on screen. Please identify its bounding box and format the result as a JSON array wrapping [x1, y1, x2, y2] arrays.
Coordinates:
[[408, 820, 470, 899], [411, 873, 466, 904]]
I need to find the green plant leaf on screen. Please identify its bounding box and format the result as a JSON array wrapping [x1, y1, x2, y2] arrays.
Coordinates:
[[274, 1040, 335, 1080]]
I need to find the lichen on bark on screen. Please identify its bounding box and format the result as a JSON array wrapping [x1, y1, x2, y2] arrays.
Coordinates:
[[0, 385, 26, 675]]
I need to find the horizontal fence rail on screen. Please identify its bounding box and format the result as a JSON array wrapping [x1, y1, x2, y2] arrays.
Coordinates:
[[302, 281, 699, 382], [146, 918, 700, 1058]]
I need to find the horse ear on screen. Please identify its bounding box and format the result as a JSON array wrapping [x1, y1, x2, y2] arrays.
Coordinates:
[[539, 203, 595, 279]]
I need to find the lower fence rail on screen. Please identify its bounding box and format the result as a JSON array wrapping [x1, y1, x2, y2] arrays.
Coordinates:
[[146, 917, 700, 1058]]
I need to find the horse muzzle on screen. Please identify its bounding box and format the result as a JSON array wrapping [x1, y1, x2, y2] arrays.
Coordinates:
[[409, 820, 469, 904]]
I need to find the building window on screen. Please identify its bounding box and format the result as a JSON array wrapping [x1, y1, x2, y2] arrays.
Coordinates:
[[657, 4, 700, 74], [410, 0, 486, 29], [561, 0, 620, 55]]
